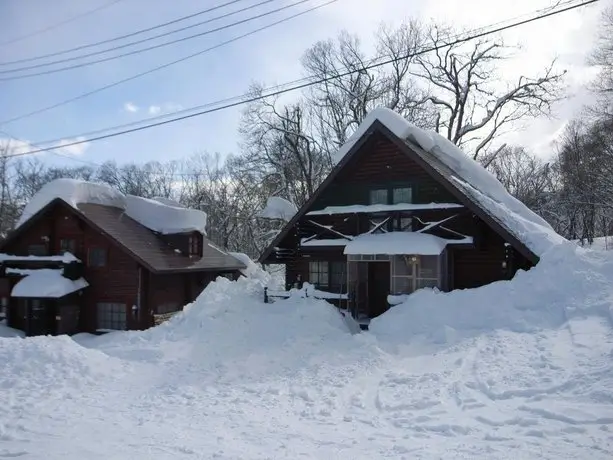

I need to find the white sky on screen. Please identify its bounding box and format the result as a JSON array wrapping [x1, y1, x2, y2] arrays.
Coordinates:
[[0, 0, 608, 166]]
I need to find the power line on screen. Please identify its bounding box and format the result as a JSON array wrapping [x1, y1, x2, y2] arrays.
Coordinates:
[[0, 0, 283, 78], [0, 0, 249, 66], [28, 0, 585, 148], [0, 0, 127, 47], [7, 0, 598, 159], [0, 0, 334, 127]]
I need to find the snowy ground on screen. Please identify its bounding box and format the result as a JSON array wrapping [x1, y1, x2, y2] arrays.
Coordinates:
[[1, 243, 613, 459]]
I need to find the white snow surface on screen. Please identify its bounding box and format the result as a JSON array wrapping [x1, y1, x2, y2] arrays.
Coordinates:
[[0, 252, 78, 263], [333, 107, 565, 257], [16, 178, 126, 227], [16, 178, 208, 235], [1, 242, 613, 458], [125, 194, 207, 235], [344, 231, 470, 255], [10, 269, 88, 298], [259, 196, 297, 221]]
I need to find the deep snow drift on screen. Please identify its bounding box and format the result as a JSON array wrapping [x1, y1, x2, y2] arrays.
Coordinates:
[[16, 178, 208, 235], [1, 246, 613, 459]]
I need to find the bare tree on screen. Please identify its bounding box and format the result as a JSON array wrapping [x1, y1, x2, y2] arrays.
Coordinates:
[[410, 25, 566, 159], [589, 5, 613, 116]]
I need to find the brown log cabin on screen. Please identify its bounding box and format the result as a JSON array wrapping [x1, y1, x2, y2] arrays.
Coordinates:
[[0, 197, 245, 336], [259, 114, 541, 328]]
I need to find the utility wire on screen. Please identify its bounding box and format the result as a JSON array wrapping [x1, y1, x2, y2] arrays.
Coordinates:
[[0, 0, 249, 66], [0, 0, 334, 127], [0, 0, 127, 47], [5, 0, 598, 159], [0, 0, 283, 77], [28, 0, 585, 148]]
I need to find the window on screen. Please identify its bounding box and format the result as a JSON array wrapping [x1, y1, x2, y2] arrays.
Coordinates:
[[60, 238, 76, 254], [96, 303, 126, 330], [391, 255, 440, 294], [88, 247, 107, 267], [27, 244, 47, 256], [308, 261, 329, 288], [188, 235, 200, 256], [392, 187, 413, 204], [369, 189, 388, 205], [330, 261, 346, 291]]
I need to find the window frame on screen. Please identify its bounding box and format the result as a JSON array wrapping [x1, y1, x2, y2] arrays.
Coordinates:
[[27, 244, 47, 256], [88, 247, 107, 268], [96, 302, 127, 331], [391, 254, 441, 294], [59, 238, 76, 255], [368, 188, 388, 205], [392, 186, 413, 204], [188, 234, 200, 256], [308, 261, 330, 289]]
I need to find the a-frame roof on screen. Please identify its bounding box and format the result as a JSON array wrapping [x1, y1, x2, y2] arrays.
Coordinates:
[[1, 198, 245, 274], [259, 108, 565, 265]]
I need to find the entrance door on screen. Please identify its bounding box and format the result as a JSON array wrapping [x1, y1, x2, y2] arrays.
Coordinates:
[[27, 299, 54, 336], [368, 262, 390, 318]]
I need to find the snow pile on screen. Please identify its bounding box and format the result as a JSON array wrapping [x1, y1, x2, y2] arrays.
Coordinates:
[[16, 178, 126, 227], [15, 178, 208, 235], [344, 231, 470, 255], [125, 194, 207, 235], [228, 252, 265, 279], [333, 107, 565, 257], [259, 196, 297, 221], [369, 242, 613, 344], [11, 269, 88, 298]]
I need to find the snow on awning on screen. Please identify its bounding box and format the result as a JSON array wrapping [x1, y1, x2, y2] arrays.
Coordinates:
[[11, 269, 88, 299], [0, 252, 79, 263], [343, 232, 471, 256], [307, 202, 463, 216]]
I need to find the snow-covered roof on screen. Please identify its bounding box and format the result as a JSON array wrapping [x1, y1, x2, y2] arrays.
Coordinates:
[[343, 232, 471, 256], [10, 269, 88, 298], [307, 202, 463, 216], [259, 196, 297, 222], [125, 195, 207, 235], [333, 107, 565, 257], [15, 178, 208, 235], [0, 252, 78, 263]]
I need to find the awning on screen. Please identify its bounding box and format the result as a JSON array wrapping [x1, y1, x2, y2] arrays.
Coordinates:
[[343, 232, 472, 256], [11, 269, 89, 298]]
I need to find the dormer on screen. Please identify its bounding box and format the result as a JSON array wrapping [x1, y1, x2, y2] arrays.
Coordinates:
[[159, 231, 203, 258]]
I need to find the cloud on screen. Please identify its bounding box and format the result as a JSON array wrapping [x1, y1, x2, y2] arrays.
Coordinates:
[[148, 105, 161, 115], [54, 137, 91, 156], [0, 138, 35, 156], [123, 102, 139, 113]]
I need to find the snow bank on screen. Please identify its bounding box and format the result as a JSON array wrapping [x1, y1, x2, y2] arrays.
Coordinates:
[[332, 107, 565, 257], [16, 178, 125, 227], [15, 178, 208, 235], [11, 269, 88, 298], [370, 242, 613, 345], [259, 196, 297, 221], [125, 195, 207, 235]]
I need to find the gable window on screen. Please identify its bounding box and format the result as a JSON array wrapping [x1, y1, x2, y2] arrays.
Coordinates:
[[188, 234, 200, 256], [59, 238, 76, 255], [369, 189, 388, 205], [27, 244, 47, 256], [96, 303, 126, 330], [88, 247, 107, 267], [308, 261, 329, 289], [392, 187, 412, 204]]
